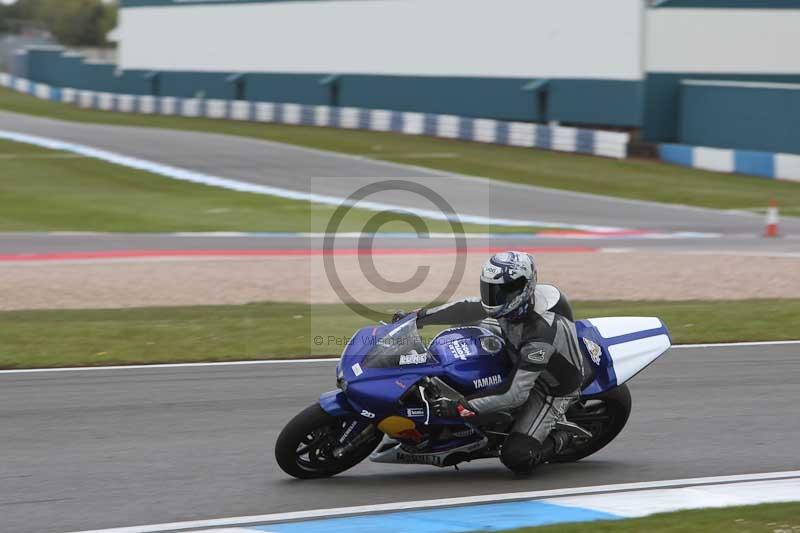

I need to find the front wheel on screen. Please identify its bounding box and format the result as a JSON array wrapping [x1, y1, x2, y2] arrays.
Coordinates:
[[275, 403, 382, 479], [551, 384, 632, 463]]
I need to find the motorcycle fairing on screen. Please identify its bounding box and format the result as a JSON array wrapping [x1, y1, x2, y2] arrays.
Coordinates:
[[369, 434, 488, 467], [325, 315, 670, 417], [428, 326, 512, 394], [319, 390, 352, 417], [329, 321, 442, 420], [326, 320, 510, 423], [578, 317, 671, 397]]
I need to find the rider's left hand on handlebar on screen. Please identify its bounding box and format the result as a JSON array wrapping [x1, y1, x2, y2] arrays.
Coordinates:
[[391, 311, 410, 323], [392, 308, 428, 327]]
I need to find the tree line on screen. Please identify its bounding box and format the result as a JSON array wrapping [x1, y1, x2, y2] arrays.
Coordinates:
[[0, 0, 118, 47]]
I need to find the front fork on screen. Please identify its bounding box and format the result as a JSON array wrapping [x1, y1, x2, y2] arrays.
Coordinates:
[[332, 421, 377, 459]]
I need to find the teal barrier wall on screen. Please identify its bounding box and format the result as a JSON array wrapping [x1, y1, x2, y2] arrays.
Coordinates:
[[246, 73, 328, 104], [17, 48, 642, 126], [678, 81, 800, 154], [642, 73, 800, 142], [23, 48, 151, 94], [339, 76, 541, 121], [548, 79, 642, 126], [337, 76, 640, 124], [159, 72, 232, 98]]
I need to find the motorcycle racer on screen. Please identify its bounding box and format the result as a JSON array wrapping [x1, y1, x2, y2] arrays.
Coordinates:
[[395, 251, 587, 475]]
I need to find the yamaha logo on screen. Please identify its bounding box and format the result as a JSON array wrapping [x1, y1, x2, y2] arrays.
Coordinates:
[[473, 374, 502, 390]]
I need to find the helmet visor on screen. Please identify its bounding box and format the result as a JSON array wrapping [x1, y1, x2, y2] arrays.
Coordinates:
[[480, 277, 528, 307]]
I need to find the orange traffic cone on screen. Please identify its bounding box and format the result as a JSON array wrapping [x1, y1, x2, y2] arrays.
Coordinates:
[[764, 199, 779, 238]]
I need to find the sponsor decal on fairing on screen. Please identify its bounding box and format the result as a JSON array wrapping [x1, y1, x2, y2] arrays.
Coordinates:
[[472, 374, 502, 390], [448, 340, 472, 361], [584, 339, 602, 365], [399, 352, 427, 365]]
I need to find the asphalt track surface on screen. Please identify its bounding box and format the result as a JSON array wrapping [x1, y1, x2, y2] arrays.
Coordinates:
[[1, 343, 798, 533], [3, 110, 800, 237]]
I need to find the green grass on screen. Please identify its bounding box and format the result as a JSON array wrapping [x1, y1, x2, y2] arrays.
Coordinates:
[[2, 86, 799, 211], [0, 299, 797, 369], [503, 502, 800, 533], [0, 139, 546, 233]]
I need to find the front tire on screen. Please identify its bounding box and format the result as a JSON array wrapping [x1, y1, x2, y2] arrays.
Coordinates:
[[275, 403, 381, 479], [551, 384, 632, 463]]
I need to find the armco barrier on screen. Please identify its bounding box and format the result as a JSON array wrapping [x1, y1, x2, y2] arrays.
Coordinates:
[[0, 73, 629, 159], [659, 143, 800, 182]]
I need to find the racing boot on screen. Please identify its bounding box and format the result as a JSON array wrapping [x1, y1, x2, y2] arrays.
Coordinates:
[[500, 432, 545, 476]]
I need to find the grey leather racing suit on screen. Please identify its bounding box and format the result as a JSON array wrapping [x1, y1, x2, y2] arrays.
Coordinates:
[[417, 284, 588, 458]]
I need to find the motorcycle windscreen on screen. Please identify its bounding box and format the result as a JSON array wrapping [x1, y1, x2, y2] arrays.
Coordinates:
[[578, 317, 671, 396], [361, 318, 436, 368]]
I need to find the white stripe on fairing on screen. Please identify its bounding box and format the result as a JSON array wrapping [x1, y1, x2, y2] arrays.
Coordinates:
[[63, 471, 800, 533], [608, 334, 671, 384], [1, 339, 798, 375], [0, 129, 622, 233], [588, 317, 664, 339]]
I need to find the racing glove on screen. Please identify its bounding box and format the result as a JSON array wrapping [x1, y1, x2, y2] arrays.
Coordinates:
[[391, 308, 428, 326], [431, 397, 476, 419], [391, 310, 411, 323]]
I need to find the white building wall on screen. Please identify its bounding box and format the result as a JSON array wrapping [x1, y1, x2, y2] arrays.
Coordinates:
[[647, 8, 800, 73], [118, 0, 645, 80]]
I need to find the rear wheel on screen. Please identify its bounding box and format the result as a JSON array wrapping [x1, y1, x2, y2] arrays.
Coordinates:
[[275, 403, 382, 479], [550, 384, 632, 463]]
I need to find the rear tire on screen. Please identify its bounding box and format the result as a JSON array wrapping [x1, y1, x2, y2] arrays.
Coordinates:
[[275, 403, 381, 479], [550, 384, 632, 463]]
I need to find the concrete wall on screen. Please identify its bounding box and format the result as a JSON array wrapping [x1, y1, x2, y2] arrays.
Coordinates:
[[118, 0, 644, 79]]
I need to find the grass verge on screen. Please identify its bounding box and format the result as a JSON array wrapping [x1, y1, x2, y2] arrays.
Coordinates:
[[503, 502, 800, 532], [2, 87, 799, 211], [0, 139, 546, 233], [0, 299, 797, 369]]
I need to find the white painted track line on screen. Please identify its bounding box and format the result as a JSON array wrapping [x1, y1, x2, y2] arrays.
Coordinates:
[[0, 129, 623, 233], [0, 339, 797, 375], [63, 471, 800, 533]]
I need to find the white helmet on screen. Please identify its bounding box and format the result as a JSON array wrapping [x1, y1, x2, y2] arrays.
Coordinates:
[[479, 251, 537, 321]]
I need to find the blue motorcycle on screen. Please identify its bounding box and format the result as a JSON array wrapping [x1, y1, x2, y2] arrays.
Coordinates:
[[275, 314, 671, 478]]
